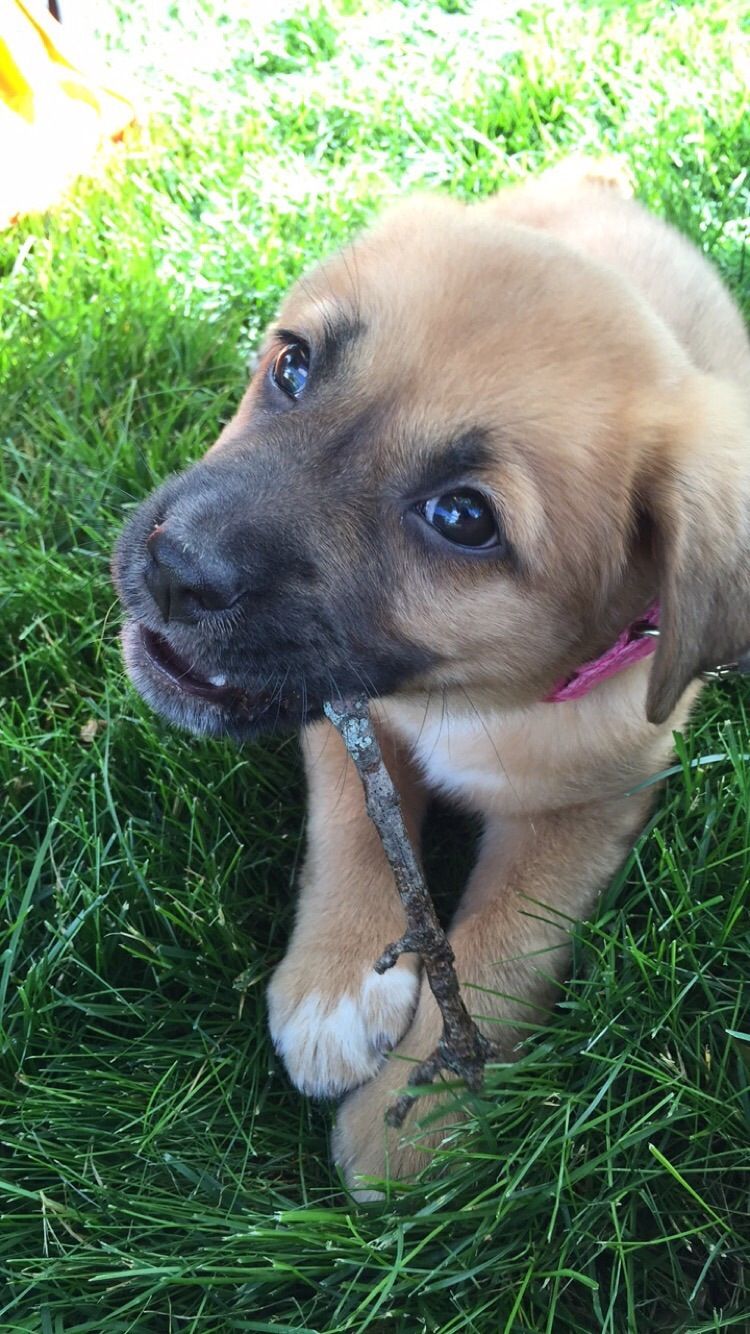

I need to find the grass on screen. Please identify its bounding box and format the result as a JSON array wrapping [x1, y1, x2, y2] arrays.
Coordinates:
[[1, 0, 749, 1328]]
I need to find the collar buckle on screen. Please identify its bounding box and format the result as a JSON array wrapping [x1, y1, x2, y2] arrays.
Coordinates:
[[631, 627, 749, 682], [703, 655, 750, 681]]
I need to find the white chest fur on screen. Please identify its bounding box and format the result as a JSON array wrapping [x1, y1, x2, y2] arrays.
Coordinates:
[[409, 712, 512, 800]]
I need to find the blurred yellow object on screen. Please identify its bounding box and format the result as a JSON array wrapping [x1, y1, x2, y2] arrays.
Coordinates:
[[0, 0, 134, 227]]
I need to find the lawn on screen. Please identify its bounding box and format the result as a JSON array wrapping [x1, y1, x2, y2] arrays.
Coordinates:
[[1, 0, 749, 1329]]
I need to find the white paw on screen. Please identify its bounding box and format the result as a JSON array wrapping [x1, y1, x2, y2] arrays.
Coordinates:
[[267, 964, 419, 1098]]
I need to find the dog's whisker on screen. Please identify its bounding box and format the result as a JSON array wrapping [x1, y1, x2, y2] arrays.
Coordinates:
[[323, 668, 359, 810], [457, 683, 527, 820]]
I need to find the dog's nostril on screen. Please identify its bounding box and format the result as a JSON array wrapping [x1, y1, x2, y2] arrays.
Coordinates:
[[144, 525, 246, 624]]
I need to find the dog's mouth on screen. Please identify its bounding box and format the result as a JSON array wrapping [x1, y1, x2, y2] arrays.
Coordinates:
[[122, 620, 311, 737], [140, 626, 238, 703]]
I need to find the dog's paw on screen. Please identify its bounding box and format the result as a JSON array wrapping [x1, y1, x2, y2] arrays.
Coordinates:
[[332, 1057, 462, 1201], [267, 958, 419, 1098]]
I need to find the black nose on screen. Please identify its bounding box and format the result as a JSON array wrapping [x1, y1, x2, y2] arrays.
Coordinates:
[[144, 525, 246, 623]]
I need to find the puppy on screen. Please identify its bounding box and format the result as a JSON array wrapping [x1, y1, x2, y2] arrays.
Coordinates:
[[113, 163, 750, 1196]]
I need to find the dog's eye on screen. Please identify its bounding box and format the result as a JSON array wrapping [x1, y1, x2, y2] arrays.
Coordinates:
[[419, 490, 499, 548], [272, 341, 310, 399]]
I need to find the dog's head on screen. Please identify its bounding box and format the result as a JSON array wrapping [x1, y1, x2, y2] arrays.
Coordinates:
[[113, 196, 750, 740]]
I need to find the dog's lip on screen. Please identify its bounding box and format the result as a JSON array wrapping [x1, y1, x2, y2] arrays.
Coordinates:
[[139, 626, 238, 702], [132, 623, 307, 723]]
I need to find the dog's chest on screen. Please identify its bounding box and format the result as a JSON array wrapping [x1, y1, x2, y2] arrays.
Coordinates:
[[410, 714, 513, 799], [379, 700, 536, 809], [380, 665, 664, 815]]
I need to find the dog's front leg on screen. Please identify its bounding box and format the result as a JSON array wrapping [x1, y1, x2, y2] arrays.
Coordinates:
[[267, 719, 427, 1098], [333, 794, 652, 1196]]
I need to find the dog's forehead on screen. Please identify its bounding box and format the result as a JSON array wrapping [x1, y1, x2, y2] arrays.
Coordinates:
[[278, 199, 659, 415], [261, 199, 684, 539], [282, 216, 551, 353]]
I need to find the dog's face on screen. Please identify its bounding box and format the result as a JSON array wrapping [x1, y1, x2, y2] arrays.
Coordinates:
[[113, 196, 750, 740]]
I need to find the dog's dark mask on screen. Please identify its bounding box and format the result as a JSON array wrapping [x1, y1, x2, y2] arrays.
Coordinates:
[[113, 400, 435, 742]]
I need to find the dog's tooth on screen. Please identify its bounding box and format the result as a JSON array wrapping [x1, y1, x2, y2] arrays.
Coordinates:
[[208, 673, 228, 687]]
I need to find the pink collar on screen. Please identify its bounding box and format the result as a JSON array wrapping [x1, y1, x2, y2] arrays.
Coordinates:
[[545, 604, 659, 703]]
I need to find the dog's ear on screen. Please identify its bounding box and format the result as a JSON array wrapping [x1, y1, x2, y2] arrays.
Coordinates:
[[643, 373, 750, 725]]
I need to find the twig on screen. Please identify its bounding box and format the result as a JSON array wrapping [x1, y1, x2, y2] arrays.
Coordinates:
[[323, 694, 493, 1128]]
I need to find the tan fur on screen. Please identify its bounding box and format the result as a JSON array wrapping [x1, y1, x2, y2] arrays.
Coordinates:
[[249, 163, 750, 1192]]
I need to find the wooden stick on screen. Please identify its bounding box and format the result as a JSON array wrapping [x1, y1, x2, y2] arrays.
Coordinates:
[[323, 695, 493, 1127]]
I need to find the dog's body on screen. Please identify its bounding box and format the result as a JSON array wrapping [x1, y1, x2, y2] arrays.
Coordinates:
[[114, 164, 750, 1195]]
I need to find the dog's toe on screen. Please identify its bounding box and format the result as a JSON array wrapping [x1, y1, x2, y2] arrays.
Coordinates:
[[332, 1062, 462, 1198], [267, 962, 419, 1098]]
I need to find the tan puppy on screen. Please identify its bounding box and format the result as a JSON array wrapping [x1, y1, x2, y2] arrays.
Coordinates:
[[113, 163, 750, 1196]]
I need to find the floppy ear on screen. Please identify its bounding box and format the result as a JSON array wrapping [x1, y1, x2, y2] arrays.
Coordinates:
[[644, 373, 750, 725]]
